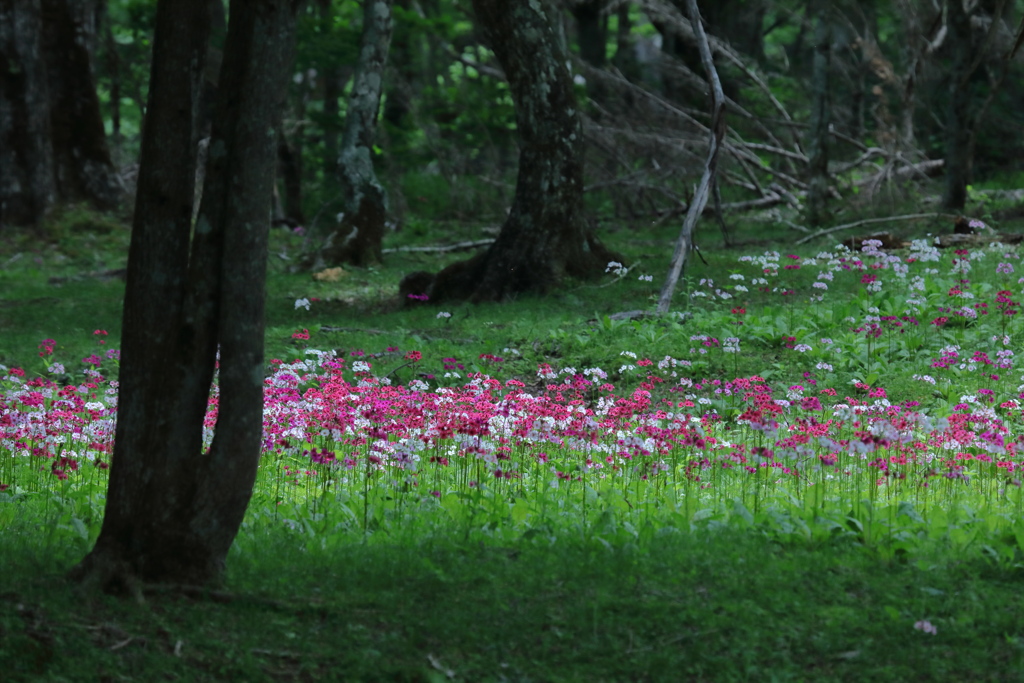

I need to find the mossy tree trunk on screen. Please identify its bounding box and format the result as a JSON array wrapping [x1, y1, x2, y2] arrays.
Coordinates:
[[70, 0, 297, 590], [417, 0, 617, 303], [314, 0, 393, 268]]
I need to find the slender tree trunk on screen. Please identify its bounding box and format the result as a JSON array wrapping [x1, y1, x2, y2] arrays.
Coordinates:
[[40, 0, 121, 209], [805, 2, 831, 226], [277, 125, 305, 225], [0, 0, 56, 227], [320, 0, 341, 178], [71, 0, 297, 590], [612, 3, 640, 78], [572, 0, 607, 67], [414, 0, 618, 303], [102, 17, 122, 164], [942, 0, 974, 210], [313, 0, 393, 268]]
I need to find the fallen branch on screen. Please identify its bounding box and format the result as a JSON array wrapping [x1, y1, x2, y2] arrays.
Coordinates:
[[795, 212, 955, 245], [382, 239, 494, 254], [853, 159, 944, 187]]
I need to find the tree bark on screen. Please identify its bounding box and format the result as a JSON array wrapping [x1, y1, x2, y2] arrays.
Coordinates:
[[412, 0, 617, 304], [70, 0, 297, 590], [320, 0, 342, 178], [0, 0, 56, 227], [314, 0, 393, 268], [571, 0, 607, 68], [805, 1, 831, 226], [277, 125, 305, 225], [942, 0, 974, 210], [40, 0, 121, 209]]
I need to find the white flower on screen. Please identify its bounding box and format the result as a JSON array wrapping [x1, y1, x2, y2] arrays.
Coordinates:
[[638, 274, 653, 282], [436, 311, 451, 319], [294, 298, 311, 311]]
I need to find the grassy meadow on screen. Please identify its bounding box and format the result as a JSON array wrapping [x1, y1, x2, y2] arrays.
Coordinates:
[[3, 200, 1024, 681]]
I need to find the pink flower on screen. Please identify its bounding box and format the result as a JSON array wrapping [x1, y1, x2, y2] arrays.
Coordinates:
[[914, 620, 937, 635]]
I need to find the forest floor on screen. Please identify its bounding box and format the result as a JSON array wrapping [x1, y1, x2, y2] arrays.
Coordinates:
[[4, 198, 1024, 681]]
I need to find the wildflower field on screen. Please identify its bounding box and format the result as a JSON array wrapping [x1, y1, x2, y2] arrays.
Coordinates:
[[5, 229, 1024, 680]]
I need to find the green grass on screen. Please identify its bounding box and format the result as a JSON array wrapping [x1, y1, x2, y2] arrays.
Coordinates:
[[5, 526, 1024, 682]]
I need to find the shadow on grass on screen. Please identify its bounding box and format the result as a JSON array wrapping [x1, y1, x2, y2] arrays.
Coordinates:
[[3, 526, 1023, 682]]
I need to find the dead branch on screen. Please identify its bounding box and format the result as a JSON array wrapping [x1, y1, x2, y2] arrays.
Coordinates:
[[656, 0, 725, 315], [382, 239, 495, 254], [853, 158, 944, 188], [795, 212, 955, 245]]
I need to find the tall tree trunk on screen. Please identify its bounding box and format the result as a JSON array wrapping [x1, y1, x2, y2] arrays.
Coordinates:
[[805, 1, 831, 227], [612, 3, 640, 79], [942, 0, 974, 210], [70, 0, 297, 591], [313, 0, 393, 268], [572, 0, 607, 67], [102, 17, 122, 164], [0, 0, 56, 227], [320, 0, 341, 178], [40, 0, 121, 209], [277, 124, 305, 225], [413, 0, 618, 303]]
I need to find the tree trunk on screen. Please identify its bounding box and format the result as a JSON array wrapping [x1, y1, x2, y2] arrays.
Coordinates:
[[942, 0, 973, 210], [277, 125, 305, 225], [320, 0, 341, 178], [698, 0, 766, 62], [805, 2, 831, 226], [70, 0, 297, 591], [0, 0, 56, 227], [40, 0, 121, 209], [314, 0, 393, 268], [414, 0, 617, 303], [572, 0, 607, 67]]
